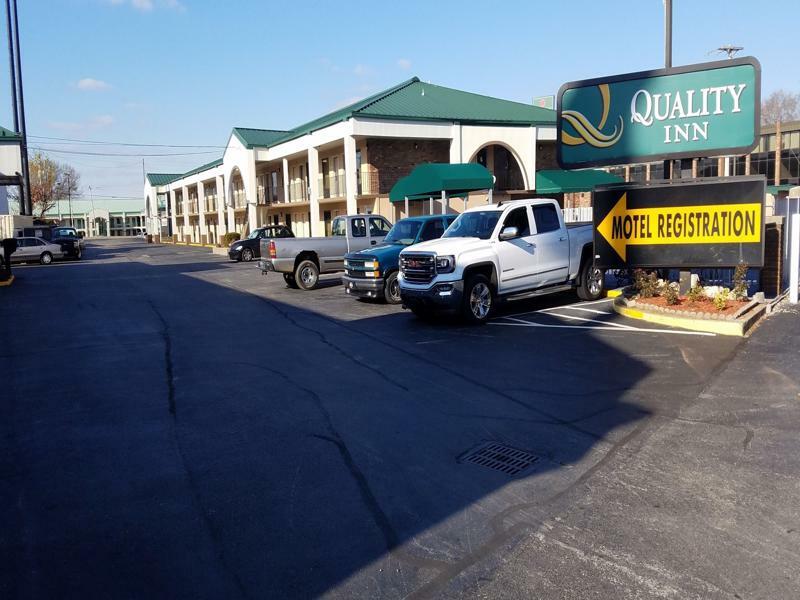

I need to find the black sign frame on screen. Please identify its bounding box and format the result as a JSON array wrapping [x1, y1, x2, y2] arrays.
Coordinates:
[[592, 176, 766, 270], [557, 57, 762, 169]]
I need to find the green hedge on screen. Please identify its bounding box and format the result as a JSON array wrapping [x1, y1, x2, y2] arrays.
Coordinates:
[[221, 232, 241, 246]]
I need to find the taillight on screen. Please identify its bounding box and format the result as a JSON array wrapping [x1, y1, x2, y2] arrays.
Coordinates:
[[269, 240, 277, 259]]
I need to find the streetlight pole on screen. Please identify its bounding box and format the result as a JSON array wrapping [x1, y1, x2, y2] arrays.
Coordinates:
[[67, 173, 73, 226]]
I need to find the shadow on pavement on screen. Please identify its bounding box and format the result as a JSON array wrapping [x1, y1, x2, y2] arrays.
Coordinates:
[[0, 246, 653, 599]]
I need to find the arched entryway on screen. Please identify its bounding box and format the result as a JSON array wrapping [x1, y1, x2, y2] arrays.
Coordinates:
[[472, 144, 526, 191]]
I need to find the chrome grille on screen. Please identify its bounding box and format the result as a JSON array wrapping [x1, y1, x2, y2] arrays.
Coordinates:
[[400, 253, 435, 284]]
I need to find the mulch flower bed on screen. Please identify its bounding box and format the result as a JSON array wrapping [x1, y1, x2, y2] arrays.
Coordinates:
[[633, 295, 745, 317]]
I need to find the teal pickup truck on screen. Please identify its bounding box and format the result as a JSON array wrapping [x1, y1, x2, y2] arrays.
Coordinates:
[[342, 214, 456, 303]]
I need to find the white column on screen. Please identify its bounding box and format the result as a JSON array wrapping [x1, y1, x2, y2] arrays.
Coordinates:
[[181, 186, 190, 239], [216, 175, 227, 237], [344, 135, 358, 214], [441, 190, 447, 214], [169, 189, 178, 239], [282, 158, 290, 204], [197, 181, 207, 244], [246, 159, 258, 233], [449, 123, 462, 163], [404, 196, 409, 217], [308, 145, 321, 236]]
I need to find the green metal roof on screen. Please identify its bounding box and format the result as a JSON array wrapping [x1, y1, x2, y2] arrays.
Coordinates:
[[263, 77, 555, 148], [232, 128, 290, 149], [146, 173, 182, 186], [534, 169, 623, 194], [181, 157, 223, 179], [0, 125, 22, 142], [389, 163, 493, 202]]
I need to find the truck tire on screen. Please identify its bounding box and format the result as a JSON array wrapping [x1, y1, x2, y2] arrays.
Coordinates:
[[462, 274, 493, 324], [295, 260, 319, 290], [383, 271, 401, 304], [283, 273, 299, 289], [577, 259, 605, 301]]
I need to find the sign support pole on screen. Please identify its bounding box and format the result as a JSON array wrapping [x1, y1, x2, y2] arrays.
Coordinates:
[[663, 0, 673, 182]]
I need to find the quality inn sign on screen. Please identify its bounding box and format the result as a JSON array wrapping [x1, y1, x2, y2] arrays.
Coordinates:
[[557, 57, 761, 169]]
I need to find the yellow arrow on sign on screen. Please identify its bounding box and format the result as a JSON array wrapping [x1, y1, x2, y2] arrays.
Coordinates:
[[597, 193, 762, 262]]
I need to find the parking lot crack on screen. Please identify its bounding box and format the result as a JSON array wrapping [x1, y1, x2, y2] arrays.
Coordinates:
[[147, 300, 249, 599], [258, 297, 409, 392], [235, 362, 400, 548]]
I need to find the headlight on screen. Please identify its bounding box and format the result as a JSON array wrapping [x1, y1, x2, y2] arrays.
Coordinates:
[[233, 245, 242, 251], [363, 260, 379, 270], [343, 259, 349, 267], [435, 255, 455, 273]]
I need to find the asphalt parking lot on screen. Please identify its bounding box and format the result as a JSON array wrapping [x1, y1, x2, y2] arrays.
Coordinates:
[[2, 238, 799, 599]]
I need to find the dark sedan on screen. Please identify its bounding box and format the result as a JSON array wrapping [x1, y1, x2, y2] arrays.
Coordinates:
[[229, 225, 294, 262]]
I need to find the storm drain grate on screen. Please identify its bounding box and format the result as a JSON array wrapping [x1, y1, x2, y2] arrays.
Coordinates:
[[459, 442, 539, 476]]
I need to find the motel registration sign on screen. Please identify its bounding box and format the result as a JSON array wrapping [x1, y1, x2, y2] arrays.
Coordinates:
[[557, 57, 761, 169], [593, 177, 765, 269]]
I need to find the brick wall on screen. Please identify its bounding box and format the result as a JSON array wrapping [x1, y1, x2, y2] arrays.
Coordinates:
[[536, 142, 558, 170], [366, 139, 450, 195]]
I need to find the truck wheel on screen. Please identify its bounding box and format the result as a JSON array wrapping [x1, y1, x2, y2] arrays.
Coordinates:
[[241, 247, 254, 262], [283, 273, 299, 289], [295, 260, 319, 290], [40, 252, 53, 265], [577, 260, 605, 301], [462, 274, 493, 324], [383, 271, 401, 304]]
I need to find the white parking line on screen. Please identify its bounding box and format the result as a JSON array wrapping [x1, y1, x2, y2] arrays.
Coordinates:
[[529, 312, 636, 329], [489, 319, 715, 336], [491, 297, 715, 336]]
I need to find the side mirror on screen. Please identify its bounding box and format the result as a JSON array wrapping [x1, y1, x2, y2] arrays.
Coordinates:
[[499, 226, 518, 241]]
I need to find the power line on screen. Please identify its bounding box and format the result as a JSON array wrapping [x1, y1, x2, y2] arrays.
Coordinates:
[[29, 134, 227, 149], [31, 146, 220, 157]]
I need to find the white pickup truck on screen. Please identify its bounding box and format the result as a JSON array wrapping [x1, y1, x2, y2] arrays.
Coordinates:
[[398, 198, 604, 323]]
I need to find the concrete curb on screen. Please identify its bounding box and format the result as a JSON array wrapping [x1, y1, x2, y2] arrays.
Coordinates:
[[0, 275, 15, 287], [612, 296, 765, 337]]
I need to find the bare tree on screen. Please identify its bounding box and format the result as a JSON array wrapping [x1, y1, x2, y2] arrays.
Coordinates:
[[29, 152, 81, 218], [761, 90, 800, 126]]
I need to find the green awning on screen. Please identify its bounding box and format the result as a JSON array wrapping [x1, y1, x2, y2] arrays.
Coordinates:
[[534, 169, 623, 194], [389, 163, 493, 202], [766, 184, 793, 195]]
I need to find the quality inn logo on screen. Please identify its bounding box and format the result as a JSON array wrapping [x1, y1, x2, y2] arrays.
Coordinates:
[[561, 84, 624, 148]]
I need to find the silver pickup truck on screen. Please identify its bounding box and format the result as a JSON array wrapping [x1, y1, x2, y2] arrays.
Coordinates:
[[259, 214, 392, 289]]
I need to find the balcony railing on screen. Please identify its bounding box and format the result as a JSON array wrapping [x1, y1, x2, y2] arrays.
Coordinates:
[[358, 168, 380, 196], [188, 200, 199, 214], [289, 180, 308, 202], [319, 173, 345, 199], [205, 196, 217, 212], [232, 190, 247, 209]]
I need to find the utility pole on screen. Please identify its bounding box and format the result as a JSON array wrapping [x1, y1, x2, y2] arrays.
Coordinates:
[[67, 173, 73, 226], [10, 0, 30, 216], [4, 0, 18, 133]]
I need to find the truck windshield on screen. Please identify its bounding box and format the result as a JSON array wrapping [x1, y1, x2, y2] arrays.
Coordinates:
[[384, 220, 422, 245], [442, 211, 502, 240]]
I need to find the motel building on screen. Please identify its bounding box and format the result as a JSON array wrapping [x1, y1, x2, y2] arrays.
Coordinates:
[[144, 77, 616, 243]]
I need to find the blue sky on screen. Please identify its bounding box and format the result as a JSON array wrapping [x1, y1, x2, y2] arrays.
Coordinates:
[[2, 0, 798, 198]]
